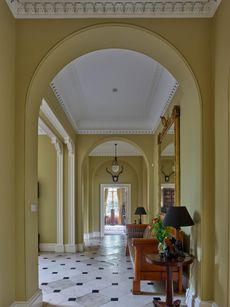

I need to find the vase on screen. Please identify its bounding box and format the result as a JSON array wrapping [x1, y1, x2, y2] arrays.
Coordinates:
[[158, 242, 165, 255]]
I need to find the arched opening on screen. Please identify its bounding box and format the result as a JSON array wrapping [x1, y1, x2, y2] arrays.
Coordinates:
[[82, 139, 147, 239], [22, 24, 203, 302]]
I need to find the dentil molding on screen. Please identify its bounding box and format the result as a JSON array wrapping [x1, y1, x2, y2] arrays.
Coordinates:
[[6, 0, 221, 18]]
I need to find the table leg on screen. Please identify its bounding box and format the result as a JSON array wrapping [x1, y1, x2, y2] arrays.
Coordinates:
[[166, 266, 173, 306]]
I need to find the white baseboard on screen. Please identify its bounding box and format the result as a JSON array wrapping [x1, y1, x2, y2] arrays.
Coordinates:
[[10, 289, 42, 307], [186, 288, 218, 307], [77, 243, 84, 252], [40, 243, 84, 253], [64, 244, 77, 253], [39, 243, 56, 252], [84, 232, 101, 240], [84, 233, 90, 240], [55, 243, 65, 253]]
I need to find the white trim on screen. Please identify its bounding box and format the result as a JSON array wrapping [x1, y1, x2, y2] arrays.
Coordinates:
[[84, 232, 101, 240], [38, 117, 56, 140], [64, 244, 77, 253], [40, 99, 69, 140], [10, 289, 42, 307], [100, 184, 131, 237], [77, 243, 84, 252], [55, 243, 65, 253], [50, 82, 79, 132], [6, 0, 221, 19], [84, 233, 90, 240], [194, 297, 215, 307], [186, 288, 217, 307], [39, 243, 56, 252], [52, 139, 64, 251], [92, 231, 101, 238], [77, 129, 154, 135], [65, 138, 76, 251]]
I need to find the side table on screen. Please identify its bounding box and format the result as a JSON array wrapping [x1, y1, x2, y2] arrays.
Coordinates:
[[145, 253, 194, 307]]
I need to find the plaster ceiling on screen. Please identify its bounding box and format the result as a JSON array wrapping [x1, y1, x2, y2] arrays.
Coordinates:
[[89, 140, 142, 156], [6, 0, 221, 18], [51, 48, 179, 134]]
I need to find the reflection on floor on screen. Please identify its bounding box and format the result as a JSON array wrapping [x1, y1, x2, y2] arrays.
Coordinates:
[[39, 235, 186, 306]]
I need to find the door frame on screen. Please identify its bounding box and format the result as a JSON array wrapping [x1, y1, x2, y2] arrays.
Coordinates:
[[100, 183, 131, 237]]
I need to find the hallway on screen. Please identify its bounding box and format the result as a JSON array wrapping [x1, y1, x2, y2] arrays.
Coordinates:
[[39, 235, 186, 306]]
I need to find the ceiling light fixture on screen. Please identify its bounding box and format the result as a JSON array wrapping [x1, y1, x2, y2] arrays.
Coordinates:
[[106, 143, 123, 182]]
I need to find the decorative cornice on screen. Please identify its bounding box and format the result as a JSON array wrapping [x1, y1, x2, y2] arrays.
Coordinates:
[[51, 83, 155, 134], [77, 129, 154, 134], [50, 82, 79, 133], [38, 117, 56, 140], [40, 98, 70, 140], [6, 0, 221, 18]]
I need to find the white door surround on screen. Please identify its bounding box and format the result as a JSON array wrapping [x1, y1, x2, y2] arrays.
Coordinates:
[[100, 183, 131, 237]]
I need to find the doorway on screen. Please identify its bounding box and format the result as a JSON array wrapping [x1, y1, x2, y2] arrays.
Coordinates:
[[100, 184, 131, 236]]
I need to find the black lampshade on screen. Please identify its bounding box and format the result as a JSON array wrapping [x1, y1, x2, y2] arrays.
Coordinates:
[[135, 207, 147, 215], [163, 206, 194, 229]]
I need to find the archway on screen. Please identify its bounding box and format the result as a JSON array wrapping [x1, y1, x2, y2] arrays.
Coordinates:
[[22, 23, 205, 302]]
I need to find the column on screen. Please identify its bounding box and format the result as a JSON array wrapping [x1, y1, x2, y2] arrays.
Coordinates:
[[52, 138, 64, 253], [65, 138, 76, 252]]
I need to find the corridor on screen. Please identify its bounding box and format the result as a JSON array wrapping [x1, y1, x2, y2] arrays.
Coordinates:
[[39, 235, 186, 306]]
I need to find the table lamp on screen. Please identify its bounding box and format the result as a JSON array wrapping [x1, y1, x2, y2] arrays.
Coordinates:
[[163, 206, 194, 257], [134, 206, 147, 224]]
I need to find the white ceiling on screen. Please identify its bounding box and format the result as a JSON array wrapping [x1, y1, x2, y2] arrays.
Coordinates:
[[89, 140, 142, 156], [51, 48, 178, 134], [6, 0, 221, 18]]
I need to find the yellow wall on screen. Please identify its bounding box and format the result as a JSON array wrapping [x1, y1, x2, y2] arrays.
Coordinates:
[[87, 156, 147, 233], [38, 136, 57, 243], [0, 1, 15, 306], [213, 0, 230, 305], [0, 8, 219, 304]]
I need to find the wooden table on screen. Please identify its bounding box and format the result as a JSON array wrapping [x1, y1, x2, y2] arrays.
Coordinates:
[[145, 253, 194, 307]]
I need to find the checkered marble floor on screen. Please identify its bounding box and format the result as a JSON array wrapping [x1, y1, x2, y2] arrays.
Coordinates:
[[39, 235, 186, 306]]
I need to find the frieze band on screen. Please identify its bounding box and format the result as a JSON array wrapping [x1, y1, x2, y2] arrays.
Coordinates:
[[6, 0, 221, 18]]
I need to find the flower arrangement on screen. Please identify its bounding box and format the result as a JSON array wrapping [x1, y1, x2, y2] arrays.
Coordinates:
[[150, 214, 172, 243]]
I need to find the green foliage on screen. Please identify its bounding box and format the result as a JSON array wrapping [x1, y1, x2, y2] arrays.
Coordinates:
[[150, 214, 172, 243]]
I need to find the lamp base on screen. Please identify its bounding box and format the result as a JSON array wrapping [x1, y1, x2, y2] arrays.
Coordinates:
[[138, 215, 142, 224]]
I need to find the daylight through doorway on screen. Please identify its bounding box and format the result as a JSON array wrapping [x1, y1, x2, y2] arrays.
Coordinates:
[[100, 184, 131, 236]]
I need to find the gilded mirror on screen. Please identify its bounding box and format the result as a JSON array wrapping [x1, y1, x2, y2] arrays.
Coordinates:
[[158, 106, 180, 210]]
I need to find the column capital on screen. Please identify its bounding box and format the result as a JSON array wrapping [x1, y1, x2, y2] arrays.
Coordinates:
[[51, 138, 63, 154], [64, 137, 75, 154]]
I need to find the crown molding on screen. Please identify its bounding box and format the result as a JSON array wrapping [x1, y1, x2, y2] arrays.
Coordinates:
[[77, 129, 154, 134], [6, 0, 221, 19], [50, 82, 176, 135], [50, 82, 79, 133], [40, 98, 70, 140]]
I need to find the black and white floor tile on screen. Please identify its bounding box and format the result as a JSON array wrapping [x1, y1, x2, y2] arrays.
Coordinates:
[[39, 235, 186, 306]]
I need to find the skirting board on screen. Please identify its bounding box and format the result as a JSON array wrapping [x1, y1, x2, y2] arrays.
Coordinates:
[[65, 244, 77, 253], [39, 243, 83, 252], [84, 232, 101, 240], [186, 288, 218, 307], [10, 289, 42, 307]]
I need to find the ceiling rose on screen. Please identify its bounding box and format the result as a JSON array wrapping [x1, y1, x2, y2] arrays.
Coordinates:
[[6, 0, 221, 18]]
